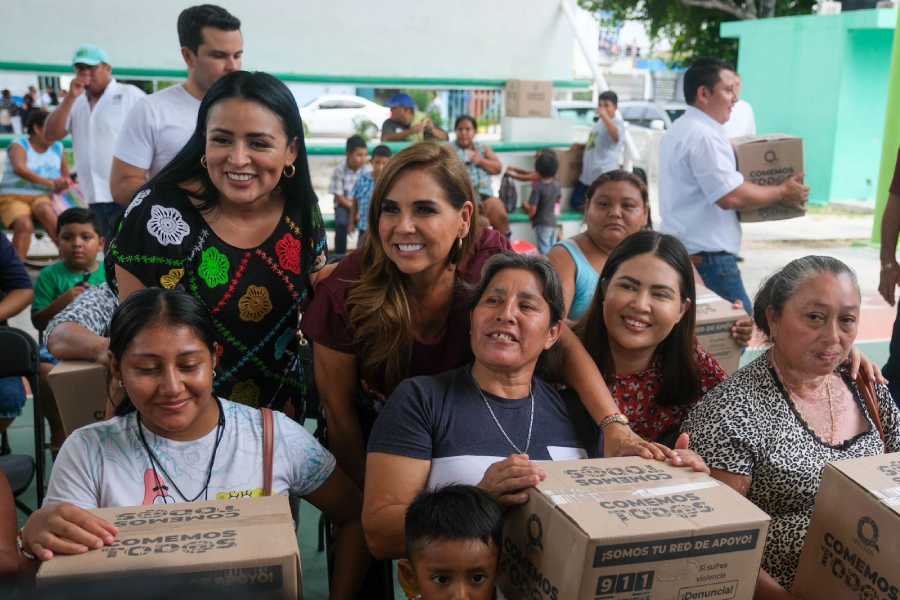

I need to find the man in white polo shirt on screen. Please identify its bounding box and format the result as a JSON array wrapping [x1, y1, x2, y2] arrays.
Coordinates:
[[659, 58, 808, 312], [44, 45, 145, 239], [110, 4, 243, 205]]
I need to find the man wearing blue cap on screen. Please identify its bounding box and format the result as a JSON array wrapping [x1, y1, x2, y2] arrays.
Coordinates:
[[380, 93, 447, 143], [44, 44, 145, 239]]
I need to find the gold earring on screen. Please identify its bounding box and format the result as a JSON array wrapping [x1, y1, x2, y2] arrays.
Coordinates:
[[200, 155, 208, 169], [283, 164, 296, 178]]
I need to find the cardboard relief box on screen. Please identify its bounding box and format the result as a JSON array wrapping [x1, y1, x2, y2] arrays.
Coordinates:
[[37, 495, 301, 599], [499, 458, 770, 600], [793, 453, 900, 600], [733, 135, 806, 223], [47, 360, 110, 435], [555, 143, 585, 188], [505, 80, 553, 118], [694, 285, 746, 375]]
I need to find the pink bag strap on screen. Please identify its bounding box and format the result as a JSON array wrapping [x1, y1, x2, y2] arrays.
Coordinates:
[[261, 408, 275, 496]]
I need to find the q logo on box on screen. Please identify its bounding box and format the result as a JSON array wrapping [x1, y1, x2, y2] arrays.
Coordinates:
[[857, 516, 880, 553], [764, 150, 778, 163]]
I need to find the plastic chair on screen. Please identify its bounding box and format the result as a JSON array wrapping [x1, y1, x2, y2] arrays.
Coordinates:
[[0, 326, 44, 508]]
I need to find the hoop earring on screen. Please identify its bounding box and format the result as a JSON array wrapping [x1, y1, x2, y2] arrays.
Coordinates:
[[200, 155, 208, 169], [283, 164, 296, 178]]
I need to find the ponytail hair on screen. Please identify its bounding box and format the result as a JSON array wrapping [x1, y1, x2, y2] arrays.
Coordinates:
[[108, 288, 217, 416]]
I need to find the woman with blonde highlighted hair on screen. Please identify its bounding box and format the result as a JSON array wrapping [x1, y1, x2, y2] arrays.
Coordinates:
[[302, 143, 683, 494]]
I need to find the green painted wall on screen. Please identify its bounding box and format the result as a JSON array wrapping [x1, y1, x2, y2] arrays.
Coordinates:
[[722, 9, 895, 207], [874, 9, 900, 244], [832, 29, 893, 204]]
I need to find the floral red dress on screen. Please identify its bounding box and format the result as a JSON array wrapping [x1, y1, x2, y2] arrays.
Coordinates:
[[612, 346, 727, 442]]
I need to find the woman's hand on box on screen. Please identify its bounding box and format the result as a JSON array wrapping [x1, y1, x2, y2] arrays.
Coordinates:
[[478, 454, 546, 507], [22, 502, 118, 560], [669, 433, 710, 474]]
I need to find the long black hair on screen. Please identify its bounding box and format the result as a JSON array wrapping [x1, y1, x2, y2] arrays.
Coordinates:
[[109, 288, 217, 417], [576, 230, 698, 408], [146, 70, 318, 216]]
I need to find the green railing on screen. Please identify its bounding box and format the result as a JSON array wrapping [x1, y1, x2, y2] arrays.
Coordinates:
[[0, 135, 571, 154], [0, 62, 592, 90]]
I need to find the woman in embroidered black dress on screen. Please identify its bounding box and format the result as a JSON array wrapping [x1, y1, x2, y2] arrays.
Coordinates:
[[682, 256, 900, 599], [107, 71, 327, 413]]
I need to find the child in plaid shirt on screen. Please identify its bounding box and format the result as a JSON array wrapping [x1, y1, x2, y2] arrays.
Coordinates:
[[329, 135, 369, 255], [350, 144, 392, 249]]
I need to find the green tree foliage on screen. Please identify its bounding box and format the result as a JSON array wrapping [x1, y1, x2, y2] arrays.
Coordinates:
[[580, 0, 815, 65]]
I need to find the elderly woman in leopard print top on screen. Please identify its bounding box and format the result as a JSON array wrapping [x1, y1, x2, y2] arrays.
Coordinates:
[[682, 256, 900, 600]]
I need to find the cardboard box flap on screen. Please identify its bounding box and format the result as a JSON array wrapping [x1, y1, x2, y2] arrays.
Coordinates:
[[536, 459, 769, 539], [827, 453, 900, 516], [695, 289, 748, 323], [39, 496, 298, 580], [731, 133, 794, 145]]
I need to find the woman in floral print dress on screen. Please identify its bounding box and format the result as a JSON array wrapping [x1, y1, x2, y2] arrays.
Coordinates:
[[108, 71, 327, 413], [574, 231, 726, 445]]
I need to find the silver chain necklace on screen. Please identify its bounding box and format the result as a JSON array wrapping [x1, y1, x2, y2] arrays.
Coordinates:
[[471, 369, 534, 455]]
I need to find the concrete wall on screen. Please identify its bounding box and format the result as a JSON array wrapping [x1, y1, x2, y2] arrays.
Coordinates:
[[722, 9, 895, 206], [2, 0, 579, 81]]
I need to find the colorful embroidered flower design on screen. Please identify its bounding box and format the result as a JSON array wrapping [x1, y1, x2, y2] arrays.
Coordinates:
[[124, 188, 151, 219], [230, 380, 260, 407], [146, 205, 190, 246], [238, 285, 272, 322], [159, 268, 185, 289], [275, 233, 301, 274], [198, 247, 230, 288]]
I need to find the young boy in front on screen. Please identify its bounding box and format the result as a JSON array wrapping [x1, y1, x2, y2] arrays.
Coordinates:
[[350, 144, 392, 249], [31, 206, 104, 448], [522, 149, 561, 255], [399, 485, 505, 600], [330, 134, 370, 255]]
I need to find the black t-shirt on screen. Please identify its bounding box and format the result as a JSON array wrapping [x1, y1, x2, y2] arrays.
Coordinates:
[[367, 365, 600, 490], [529, 180, 561, 227]]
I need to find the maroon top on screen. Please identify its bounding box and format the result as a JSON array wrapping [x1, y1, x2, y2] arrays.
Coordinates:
[[891, 148, 900, 195], [301, 228, 510, 405]]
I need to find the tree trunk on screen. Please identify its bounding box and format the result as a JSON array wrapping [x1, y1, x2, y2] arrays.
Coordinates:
[[759, 0, 777, 17]]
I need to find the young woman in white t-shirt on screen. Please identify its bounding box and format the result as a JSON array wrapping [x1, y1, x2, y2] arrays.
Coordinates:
[[20, 288, 369, 599]]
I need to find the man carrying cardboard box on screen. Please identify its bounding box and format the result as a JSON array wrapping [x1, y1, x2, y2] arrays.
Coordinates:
[[659, 58, 809, 312]]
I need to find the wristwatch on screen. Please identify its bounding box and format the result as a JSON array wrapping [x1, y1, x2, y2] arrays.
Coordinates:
[[598, 413, 629, 430]]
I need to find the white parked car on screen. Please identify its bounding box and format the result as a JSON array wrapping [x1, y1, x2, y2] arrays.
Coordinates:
[[298, 95, 390, 138]]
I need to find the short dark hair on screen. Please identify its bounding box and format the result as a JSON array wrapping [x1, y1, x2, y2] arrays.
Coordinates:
[[177, 4, 241, 54], [372, 144, 392, 159], [57, 207, 100, 237], [405, 485, 503, 561], [598, 90, 618, 106], [534, 149, 559, 178], [684, 57, 734, 105], [346, 135, 367, 154], [453, 114, 477, 130], [25, 109, 50, 135]]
